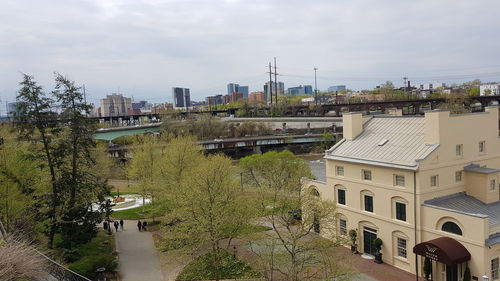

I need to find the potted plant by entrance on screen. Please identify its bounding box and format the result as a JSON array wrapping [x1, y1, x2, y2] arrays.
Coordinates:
[[373, 238, 383, 264], [423, 257, 432, 280], [349, 229, 358, 254]]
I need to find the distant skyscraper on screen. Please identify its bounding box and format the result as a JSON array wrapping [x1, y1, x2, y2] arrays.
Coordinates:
[[172, 87, 191, 109], [100, 94, 132, 117], [287, 85, 313, 96], [264, 81, 285, 104], [6, 102, 22, 118], [227, 83, 249, 98], [227, 83, 239, 94], [328, 85, 346, 92]]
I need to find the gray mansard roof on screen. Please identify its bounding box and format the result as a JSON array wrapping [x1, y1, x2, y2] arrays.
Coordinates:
[[423, 192, 500, 227], [424, 192, 500, 246], [326, 117, 438, 170]]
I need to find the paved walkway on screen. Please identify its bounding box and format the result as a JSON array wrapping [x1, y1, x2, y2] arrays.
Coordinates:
[[115, 220, 164, 281]]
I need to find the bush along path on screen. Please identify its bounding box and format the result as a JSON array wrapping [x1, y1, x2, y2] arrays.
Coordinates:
[[115, 220, 164, 281]]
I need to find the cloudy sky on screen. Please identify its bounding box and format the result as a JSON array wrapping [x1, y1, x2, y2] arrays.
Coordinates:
[[1, 0, 500, 105]]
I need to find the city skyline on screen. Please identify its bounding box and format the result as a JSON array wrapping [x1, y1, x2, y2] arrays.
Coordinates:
[[1, 0, 500, 105]]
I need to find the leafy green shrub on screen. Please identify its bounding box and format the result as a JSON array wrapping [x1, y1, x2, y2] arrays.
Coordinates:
[[373, 238, 383, 251], [62, 249, 81, 263], [177, 249, 261, 280]]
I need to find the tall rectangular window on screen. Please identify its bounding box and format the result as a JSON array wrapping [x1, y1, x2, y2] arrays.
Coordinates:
[[362, 170, 372, 181], [479, 141, 486, 153], [394, 175, 405, 187], [491, 179, 496, 191], [337, 189, 346, 205], [397, 238, 407, 258], [336, 166, 344, 176], [456, 144, 463, 156], [455, 171, 462, 182], [364, 195, 373, 212], [492, 257, 499, 280], [431, 175, 439, 187], [339, 219, 347, 235], [396, 202, 406, 221]]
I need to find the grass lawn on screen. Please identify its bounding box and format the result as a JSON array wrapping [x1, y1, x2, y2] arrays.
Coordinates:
[[67, 230, 117, 279], [111, 205, 154, 220], [177, 249, 262, 280]]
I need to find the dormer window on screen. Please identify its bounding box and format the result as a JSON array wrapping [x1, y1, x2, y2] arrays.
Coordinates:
[[378, 139, 388, 146]]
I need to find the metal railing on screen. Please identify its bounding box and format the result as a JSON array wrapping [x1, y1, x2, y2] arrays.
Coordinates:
[[0, 219, 91, 281], [34, 248, 92, 281]]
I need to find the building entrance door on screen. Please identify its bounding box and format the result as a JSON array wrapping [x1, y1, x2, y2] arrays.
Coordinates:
[[363, 227, 377, 256], [446, 265, 458, 281]]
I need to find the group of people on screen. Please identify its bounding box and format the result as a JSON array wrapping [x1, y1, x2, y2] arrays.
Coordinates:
[[103, 219, 124, 233], [137, 220, 148, 232]]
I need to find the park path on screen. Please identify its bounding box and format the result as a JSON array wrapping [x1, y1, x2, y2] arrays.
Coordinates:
[[115, 220, 164, 281]]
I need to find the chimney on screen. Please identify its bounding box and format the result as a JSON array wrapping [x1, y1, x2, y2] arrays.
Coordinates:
[[343, 112, 363, 140], [408, 80, 411, 88], [424, 109, 449, 144], [485, 106, 500, 134]]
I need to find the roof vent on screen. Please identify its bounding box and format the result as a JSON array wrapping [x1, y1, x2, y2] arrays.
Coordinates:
[[378, 139, 389, 146]]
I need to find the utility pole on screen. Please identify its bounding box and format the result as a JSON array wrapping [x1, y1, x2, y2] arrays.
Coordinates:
[[268, 62, 273, 105], [274, 57, 278, 104], [314, 67, 318, 105]]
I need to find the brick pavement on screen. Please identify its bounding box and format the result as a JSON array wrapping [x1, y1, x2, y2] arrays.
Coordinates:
[[338, 247, 424, 281]]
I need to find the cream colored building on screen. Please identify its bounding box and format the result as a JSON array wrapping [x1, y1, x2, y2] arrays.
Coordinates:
[[305, 107, 500, 281]]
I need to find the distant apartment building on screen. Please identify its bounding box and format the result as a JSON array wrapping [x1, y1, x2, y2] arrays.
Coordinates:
[[224, 92, 243, 104], [328, 85, 346, 92], [249, 91, 265, 103], [172, 87, 191, 109], [287, 85, 313, 96], [227, 83, 249, 98], [100, 94, 132, 117], [417, 82, 446, 91], [206, 95, 225, 106], [132, 100, 153, 113], [264, 81, 285, 104], [480, 83, 500, 96]]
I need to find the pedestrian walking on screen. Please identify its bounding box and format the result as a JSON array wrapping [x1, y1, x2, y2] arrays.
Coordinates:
[[119, 219, 124, 230], [137, 220, 142, 232], [114, 221, 119, 232], [142, 221, 148, 231]]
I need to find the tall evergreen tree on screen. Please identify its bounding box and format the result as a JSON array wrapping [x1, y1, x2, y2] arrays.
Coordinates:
[[16, 74, 61, 248], [52, 73, 110, 249]]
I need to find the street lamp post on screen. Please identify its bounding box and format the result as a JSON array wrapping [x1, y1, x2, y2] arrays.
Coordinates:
[[314, 67, 318, 105]]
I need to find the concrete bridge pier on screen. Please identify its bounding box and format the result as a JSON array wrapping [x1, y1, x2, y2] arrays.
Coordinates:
[[253, 146, 262, 154]]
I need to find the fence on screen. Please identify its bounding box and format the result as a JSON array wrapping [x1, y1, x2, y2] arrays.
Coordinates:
[[0, 219, 90, 281]]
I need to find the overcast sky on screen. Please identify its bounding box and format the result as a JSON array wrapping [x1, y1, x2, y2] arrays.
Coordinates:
[[1, 0, 500, 105]]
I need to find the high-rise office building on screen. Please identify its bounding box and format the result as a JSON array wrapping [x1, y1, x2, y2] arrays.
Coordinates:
[[287, 85, 313, 96], [172, 87, 191, 109], [227, 83, 249, 98], [327, 85, 346, 92], [264, 81, 285, 104], [100, 94, 132, 117], [6, 102, 21, 117]]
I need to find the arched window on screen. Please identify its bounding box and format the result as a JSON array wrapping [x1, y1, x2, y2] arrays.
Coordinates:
[[441, 221, 462, 235], [310, 188, 320, 197]]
